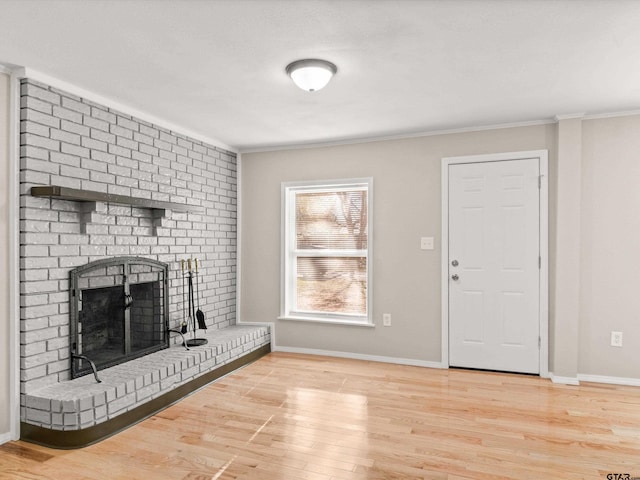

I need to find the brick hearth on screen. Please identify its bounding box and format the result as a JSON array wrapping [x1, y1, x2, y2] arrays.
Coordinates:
[[23, 325, 270, 431]]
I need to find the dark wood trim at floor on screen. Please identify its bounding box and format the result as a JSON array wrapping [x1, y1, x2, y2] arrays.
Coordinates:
[[20, 344, 271, 449]]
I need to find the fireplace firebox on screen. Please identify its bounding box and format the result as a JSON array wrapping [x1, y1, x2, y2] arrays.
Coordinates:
[[69, 257, 170, 379]]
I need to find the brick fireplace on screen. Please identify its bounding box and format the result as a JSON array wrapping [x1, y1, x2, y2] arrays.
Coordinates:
[[18, 78, 270, 446]]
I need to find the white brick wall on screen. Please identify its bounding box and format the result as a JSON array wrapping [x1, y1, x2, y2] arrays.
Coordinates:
[[19, 79, 238, 401]]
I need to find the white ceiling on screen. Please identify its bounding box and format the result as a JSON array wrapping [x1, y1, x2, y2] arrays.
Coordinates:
[[1, 0, 639, 152]]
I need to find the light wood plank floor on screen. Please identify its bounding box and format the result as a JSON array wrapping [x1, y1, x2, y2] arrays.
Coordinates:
[[1, 352, 640, 479]]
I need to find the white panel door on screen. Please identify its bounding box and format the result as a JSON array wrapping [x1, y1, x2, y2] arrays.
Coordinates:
[[448, 158, 540, 373]]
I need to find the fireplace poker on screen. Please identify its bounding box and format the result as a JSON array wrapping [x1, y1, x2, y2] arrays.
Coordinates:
[[185, 258, 208, 347], [188, 258, 194, 336], [194, 258, 207, 330], [181, 259, 188, 334]]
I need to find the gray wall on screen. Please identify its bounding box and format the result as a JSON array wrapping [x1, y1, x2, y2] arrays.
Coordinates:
[[241, 124, 557, 363], [579, 115, 640, 378], [241, 115, 640, 381]]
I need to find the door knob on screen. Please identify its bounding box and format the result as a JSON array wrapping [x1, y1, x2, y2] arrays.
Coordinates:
[[451, 260, 459, 267], [451, 274, 459, 281]]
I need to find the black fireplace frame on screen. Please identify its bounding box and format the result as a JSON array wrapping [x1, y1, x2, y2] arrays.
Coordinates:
[[69, 256, 170, 379]]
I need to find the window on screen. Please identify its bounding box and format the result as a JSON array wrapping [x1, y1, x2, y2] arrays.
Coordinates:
[[280, 178, 373, 325]]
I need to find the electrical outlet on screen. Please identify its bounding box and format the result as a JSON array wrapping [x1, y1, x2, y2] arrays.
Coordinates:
[[383, 313, 391, 326], [611, 331, 623, 347], [420, 237, 434, 250]]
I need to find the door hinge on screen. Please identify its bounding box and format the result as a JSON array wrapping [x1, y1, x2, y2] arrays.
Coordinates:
[[538, 256, 541, 269], [538, 175, 542, 189], [538, 336, 541, 348]]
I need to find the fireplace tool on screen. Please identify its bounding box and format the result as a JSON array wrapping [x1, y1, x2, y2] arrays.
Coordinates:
[[186, 258, 208, 347], [72, 353, 102, 383], [165, 259, 191, 350], [180, 259, 188, 334], [194, 258, 207, 330]]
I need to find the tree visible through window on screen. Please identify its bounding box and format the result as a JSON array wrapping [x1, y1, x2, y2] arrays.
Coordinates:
[[282, 179, 372, 324]]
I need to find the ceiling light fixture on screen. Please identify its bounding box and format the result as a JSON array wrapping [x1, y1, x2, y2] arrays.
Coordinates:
[[286, 59, 337, 92]]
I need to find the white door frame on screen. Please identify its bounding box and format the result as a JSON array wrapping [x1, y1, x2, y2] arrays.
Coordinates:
[[441, 150, 549, 377]]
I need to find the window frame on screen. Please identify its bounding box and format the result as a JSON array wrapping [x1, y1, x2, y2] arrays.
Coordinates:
[[279, 177, 374, 326]]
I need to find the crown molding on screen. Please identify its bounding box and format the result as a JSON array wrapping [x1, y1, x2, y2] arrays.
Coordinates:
[[555, 110, 640, 122], [583, 109, 640, 120], [240, 118, 556, 154], [0, 62, 21, 75], [16, 67, 237, 154], [10, 63, 639, 155], [554, 113, 586, 121], [242, 107, 640, 154]]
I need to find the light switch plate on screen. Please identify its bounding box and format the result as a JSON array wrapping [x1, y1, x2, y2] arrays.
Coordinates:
[[611, 331, 623, 347], [420, 237, 434, 250]]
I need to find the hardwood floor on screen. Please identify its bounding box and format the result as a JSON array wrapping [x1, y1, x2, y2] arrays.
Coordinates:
[[1, 352, 639, 479]]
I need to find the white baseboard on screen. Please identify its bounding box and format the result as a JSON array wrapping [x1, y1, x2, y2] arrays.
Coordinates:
[[550, 374, 580, 385], [273, 345, 446, 369], [550, 372, 640, 387], [0, 431, 12, 446], [264, 338, 640, 387], [578, 373, 640, 387], [236, 321, 275, 352]]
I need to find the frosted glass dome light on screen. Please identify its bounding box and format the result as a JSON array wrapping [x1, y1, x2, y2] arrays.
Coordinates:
[[286, 59, 337, 92]]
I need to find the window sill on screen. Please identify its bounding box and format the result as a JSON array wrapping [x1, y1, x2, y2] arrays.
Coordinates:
[[277, 316, 375, 328]]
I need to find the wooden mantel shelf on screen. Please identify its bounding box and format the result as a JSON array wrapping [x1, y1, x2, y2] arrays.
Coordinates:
[[31, 186, 204, 214]]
